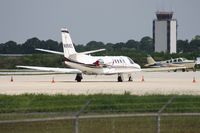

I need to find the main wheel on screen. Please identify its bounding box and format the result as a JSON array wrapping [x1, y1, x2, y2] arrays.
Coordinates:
[[75, 73, 83, 82], [128, 76, 133, 82], [118, 76, 123, 82], [182, 69, 185, 72]]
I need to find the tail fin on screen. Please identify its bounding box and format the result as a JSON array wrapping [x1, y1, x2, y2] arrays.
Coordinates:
[[61, 28, 76, 58], [147, 55, 156, 65]]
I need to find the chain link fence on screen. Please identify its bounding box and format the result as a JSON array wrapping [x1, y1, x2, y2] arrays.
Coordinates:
[[1, 96, 200, 133]]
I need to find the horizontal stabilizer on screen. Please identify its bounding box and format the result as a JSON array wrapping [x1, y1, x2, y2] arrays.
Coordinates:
[[35, 48, 64, 55], [35, 48, 105, 55], [79, 49, 106, 55]]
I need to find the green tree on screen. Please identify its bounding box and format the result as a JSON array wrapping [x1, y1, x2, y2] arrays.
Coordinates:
[[125, 40, 140, 50], [177, 40, 189, 53], [21, 38, 42, 53], [139, 36, 154, 52], [2, 41, 20, 54], [86, 41, 105, 50], [189, 39, 200, 52]]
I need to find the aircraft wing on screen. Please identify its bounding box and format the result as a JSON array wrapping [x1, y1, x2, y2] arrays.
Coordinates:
[[142, 66, 186, 72], [104, 68, 142, 75], [16, 66, 82, 73]]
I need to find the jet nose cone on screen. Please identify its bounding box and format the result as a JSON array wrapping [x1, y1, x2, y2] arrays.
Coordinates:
[[136, 63, 141, 70]]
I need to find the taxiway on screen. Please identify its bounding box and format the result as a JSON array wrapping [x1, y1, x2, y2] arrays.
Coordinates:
[[0, 71, 199, 95]]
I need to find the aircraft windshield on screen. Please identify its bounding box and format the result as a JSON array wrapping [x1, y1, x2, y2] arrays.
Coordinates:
[[182, 58, 187, 61], [178, 58, 183, 62], [128, 57, 134, 64]]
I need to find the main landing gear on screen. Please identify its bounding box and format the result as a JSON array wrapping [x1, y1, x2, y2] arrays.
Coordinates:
[[75, 73, 133, 82], [75, 73, 83, 82], [118, 74, 123, 82], [117, 74, 133, 82]]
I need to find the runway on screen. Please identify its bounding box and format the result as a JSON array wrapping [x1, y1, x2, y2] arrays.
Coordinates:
[[0, 71, 199, 95]]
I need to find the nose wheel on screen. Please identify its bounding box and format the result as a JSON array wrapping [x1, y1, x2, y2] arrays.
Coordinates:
[[75, 73, 83, 82], [128, 76, 133, 81]]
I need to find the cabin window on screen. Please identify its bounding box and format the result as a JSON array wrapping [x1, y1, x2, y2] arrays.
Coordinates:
[[128, 57, 134, 64]]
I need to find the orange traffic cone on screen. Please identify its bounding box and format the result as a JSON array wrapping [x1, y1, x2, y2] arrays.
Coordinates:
[[10, 76, 13, 82], [141, 75, 144, 82], [193, 77, 196, 83], [51, 77, 55, 83]]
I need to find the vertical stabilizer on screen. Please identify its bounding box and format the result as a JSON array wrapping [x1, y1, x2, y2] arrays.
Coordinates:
[[61, 28, 76, 58], [147, 55, 156, 64]]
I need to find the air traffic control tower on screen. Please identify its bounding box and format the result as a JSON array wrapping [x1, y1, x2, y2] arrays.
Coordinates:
[[153, 11, 177, 53]]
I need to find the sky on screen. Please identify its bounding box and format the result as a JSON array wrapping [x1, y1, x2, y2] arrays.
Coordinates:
[[0, 0, 200, 45]]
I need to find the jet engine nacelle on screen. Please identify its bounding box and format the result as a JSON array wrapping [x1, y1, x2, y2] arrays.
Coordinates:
[[93, 58, 113, 67]]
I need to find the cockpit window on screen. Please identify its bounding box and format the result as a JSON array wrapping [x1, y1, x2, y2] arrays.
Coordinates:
[[178, 58, 182, 62], [128, 57, 134, 64]]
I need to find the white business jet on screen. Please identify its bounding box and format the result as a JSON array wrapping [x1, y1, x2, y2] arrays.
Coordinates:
[[17, 27, 141, 82]]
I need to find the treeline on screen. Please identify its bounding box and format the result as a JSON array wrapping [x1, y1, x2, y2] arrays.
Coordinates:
[[0, 38, 63, 54], [1, 35, 200, 54], [0, 37, 154, 54]]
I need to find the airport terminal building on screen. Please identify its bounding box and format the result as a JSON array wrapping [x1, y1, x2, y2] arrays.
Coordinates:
[[153, 11, 177, 53]]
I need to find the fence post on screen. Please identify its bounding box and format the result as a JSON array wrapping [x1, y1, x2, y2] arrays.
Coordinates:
[[74, 100, 91, 133], [112, 118, 115, 133], [157, 96, 176, 133], [157, 115, 160, 133], [75, 116, 79, 133]]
